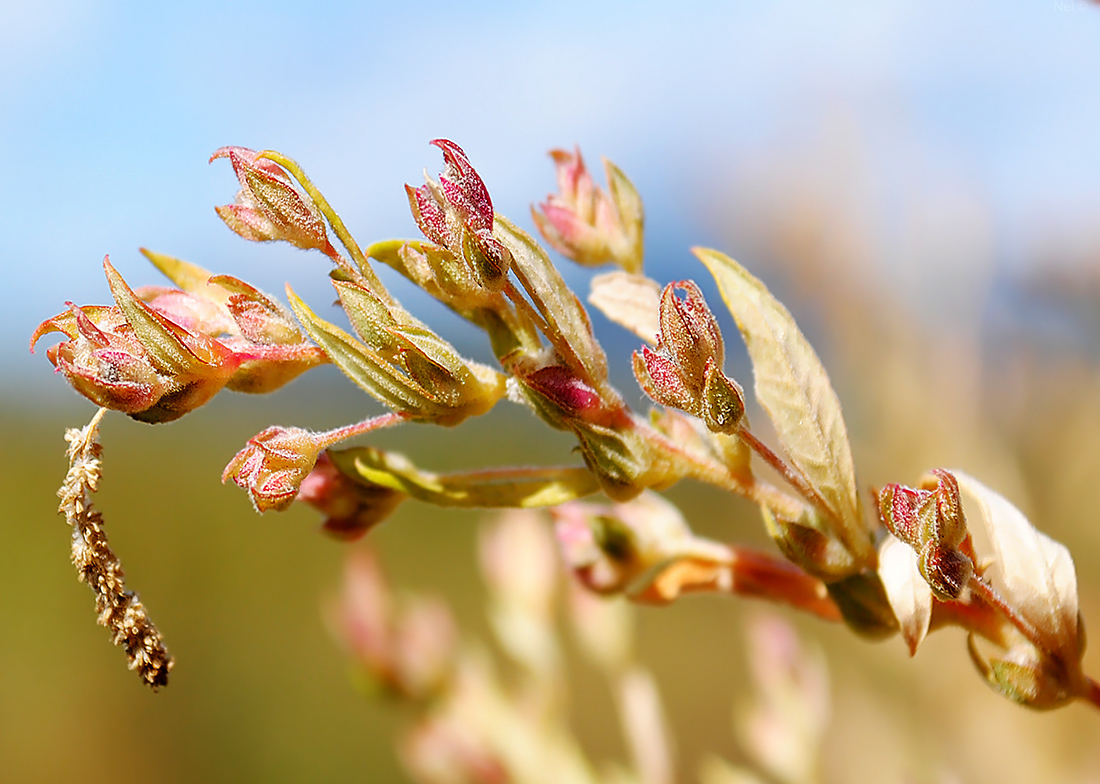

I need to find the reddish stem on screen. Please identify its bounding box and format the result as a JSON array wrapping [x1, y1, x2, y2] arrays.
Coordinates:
[[316, 411, 411, 449], [738, 427, 839, 525]]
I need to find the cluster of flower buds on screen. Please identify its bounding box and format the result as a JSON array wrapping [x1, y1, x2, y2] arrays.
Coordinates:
[[877, 468, 974, 600], [633, 280, 745, 434], [532, 147, 644, 273], [288, 276, 507, 427], [31, 255, 326, 423], [405, 139, 513, 295]]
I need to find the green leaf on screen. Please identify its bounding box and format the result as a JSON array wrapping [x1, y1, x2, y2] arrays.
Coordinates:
[[330, 447, 601, 508], [140, 248, 215, 293], [495, 215, 608, 385], [285, 286, 427, 412], [694, 248, 871, 563]]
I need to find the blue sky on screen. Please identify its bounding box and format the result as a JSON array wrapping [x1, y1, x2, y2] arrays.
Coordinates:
[[6, 0, 1100, 401]]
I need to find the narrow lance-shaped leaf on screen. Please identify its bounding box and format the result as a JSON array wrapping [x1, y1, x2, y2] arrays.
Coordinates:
[[285, 287, 428, 413], [330, 446, 601, 508], [694, 248, 871, 564], [495, 215, 608, 387]]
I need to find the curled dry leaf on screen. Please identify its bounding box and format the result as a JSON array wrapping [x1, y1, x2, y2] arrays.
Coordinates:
[[877, 533, 932, 656], [694, 248, 872, 568]]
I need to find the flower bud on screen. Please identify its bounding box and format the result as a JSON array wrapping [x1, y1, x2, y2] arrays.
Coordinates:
[[658, 280, 723, 388], [32, 259, 242, 423], [877, 469, 974, 600], [221, 425, 325, 513], [406, 139, 511, 291], [532, 147, 644, 273], [296, 453, 405, 540], [632, 282, 745, 434], [552, 492, 728, 596], [211, 146, 337, 256], [289, 281, 507, 426], [33, 255, 328, 421]]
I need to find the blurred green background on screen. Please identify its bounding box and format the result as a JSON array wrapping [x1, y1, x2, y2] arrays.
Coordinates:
[[7, 1, 1100, 782]]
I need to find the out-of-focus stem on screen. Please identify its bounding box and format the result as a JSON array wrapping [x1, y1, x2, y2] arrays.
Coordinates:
[[727, 545, 842, 622]]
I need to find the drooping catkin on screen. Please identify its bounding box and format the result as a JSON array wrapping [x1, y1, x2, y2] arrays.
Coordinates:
[[58, 408, 173, 689]]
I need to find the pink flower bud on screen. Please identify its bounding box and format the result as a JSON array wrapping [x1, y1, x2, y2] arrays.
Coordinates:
[[211, 147, 337, 256], [877, 469, 973, 600], [296, 453, 405, 540], [221, 425, 325, 513], [532, 147, 644, 272], [32, 259, 244, 423], [32, 257, 327, 421], [406, 140, 511, 290], [632, 283, 744, 434], [657, 280, 723, 392], [519, 364, 604, 423]]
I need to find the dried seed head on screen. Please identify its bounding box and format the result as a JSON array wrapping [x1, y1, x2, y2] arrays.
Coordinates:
[[58, 409, 173, 689]]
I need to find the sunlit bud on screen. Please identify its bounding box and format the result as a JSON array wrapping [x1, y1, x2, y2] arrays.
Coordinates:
[[878, 469, 973, 600], [633, 282, 745, 435], [532, 147, 644, 273], [406, 139, 511, 290], [701, 357, 746, 435], [31, 259, 242, 423], [296, 453, 405, 541], [221, 425, 325, 513], [211, 146, 337, 256], [516, 363, 605, 424], [659, 280, 723, 387]]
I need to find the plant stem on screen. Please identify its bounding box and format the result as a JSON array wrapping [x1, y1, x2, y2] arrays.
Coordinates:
[[737, 427, 841, 526], [255, 150, 390, 298], [316, 411, 411, 450]]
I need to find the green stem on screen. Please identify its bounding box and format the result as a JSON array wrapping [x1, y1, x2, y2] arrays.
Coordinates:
[[255, 150, 389, 298]]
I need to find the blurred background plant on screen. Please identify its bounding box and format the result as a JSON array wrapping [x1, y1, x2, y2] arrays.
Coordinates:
[[7, 1, 1100, 782]]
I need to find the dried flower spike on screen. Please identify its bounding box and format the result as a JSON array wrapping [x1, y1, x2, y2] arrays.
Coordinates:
[[57, 408, 173, 689]]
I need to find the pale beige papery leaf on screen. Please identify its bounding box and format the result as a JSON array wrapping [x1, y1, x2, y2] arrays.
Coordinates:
[[878, 533, 932, 656], [694, 248, 871, 562], [588, 271, 661, 343], [953, 471, 1080, 662]]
